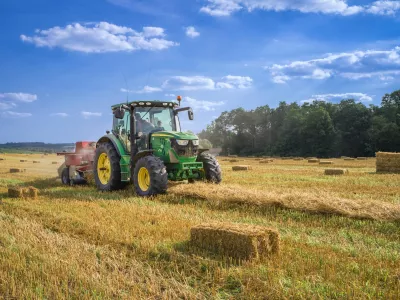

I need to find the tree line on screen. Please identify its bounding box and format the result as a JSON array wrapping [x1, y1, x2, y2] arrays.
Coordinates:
[[198, 89, 400, 158]]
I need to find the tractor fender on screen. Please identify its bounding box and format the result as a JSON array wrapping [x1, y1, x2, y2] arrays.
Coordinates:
[[132, 150, 154, 165], [97, 134, 127, 157]]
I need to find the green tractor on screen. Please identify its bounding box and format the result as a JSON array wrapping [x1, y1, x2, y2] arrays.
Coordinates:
[[93, 97, 222, 196]]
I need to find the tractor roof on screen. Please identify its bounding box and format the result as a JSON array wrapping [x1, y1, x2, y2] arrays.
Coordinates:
[[111, 100, 179, 109]]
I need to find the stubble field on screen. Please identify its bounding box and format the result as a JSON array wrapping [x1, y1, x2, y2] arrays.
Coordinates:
[[0, 153, 399, 299]]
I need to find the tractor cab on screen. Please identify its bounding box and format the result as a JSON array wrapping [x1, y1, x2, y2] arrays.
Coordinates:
[[93, 96, 221, 197]]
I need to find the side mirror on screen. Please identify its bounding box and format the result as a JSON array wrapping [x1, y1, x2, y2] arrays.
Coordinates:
[[188, 109, 194, 121], [113, 107, 125, 119]]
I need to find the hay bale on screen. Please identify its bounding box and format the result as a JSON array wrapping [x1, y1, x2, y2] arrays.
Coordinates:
[[232, 165, 252, 171], [344, 158, 355, 161], [33, 161, 40, 163], [357, 157, 367, 160], [51, 161, 58, 164], [20, 160, 27, 162], [324, 168, 348, 175], [293, 158, 304, 161], [9, 168, 26, 173], [8, 187, 24, 198], [308, 159, 319, 163], [190, 222, 279, 261], [259, 160, 269, 164], [0, 158, 5, 161], [255, 158, 261, 161], [26, 186, 39, 199], [229, 159, 240, 163], [376, 152, 400, 173], [319, 161, 333, 165]]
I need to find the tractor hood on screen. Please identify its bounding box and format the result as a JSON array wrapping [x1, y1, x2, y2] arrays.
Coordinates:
[[151, 131, 198, 140]]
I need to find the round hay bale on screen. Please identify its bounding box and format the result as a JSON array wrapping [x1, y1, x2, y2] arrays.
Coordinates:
[[232, 165, 252, 171], [324, 168, 348, 175], [319, 161, 333, 165], [308, 159, 319, 163], [8, 187, 24, 198]]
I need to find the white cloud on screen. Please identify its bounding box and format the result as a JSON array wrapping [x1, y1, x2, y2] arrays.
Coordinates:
[[0, 102, 16, 110], [200, 0, 400, 17], [1, 111, 32, 118], [121, 86, 163, 94], [21, 22, 179, 53], [184, 96, 225, 111], [185, 26, 200, 38], [0, 93, 37, 102], [301, 93, 373, 103], [267, 46, 400, 83], [81, 111, 102, 118], [50, 113, 69, 117], [162, 75, 253, 91], [164, 93, 176, 97], [341, 69, 400, 80]]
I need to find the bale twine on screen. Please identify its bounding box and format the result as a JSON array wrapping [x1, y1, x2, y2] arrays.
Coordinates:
[[308, 159, 319, 163], [229, 159, 240, 163], [20, 160, 28, 162], [190, 222, 280, 261], [344, 158, 355, 161], [324, 168, 348, 175], [232, 165, 252, 171], [9, 168, 26, 173], [319, 161, 333, 165], [376, 152, 400, 173], [357, 157, 367, 160]]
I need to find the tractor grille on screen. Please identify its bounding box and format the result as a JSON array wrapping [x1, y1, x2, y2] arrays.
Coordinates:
[[171, 139, 198, 157]]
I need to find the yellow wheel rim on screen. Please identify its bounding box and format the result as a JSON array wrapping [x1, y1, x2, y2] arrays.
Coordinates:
[[138, 167, 150, 192], [97, 153, 111, 185]]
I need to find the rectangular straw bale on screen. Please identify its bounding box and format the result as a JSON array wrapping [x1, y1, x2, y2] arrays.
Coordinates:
[[344, 158, 355, 161], [51, 161, 58, 164], [376, 152, 400, 173], [319, 161, 333, 165], [232, 165, 252, 171], [8, 187, 24, 198], [0, 158, 5, 161], [26, 186, 39, 199], [259, 160, 269, 164], [255, 158, 261, 161], [293, 158, 304, 161], [308, 159, 319, 163], [229, 159, 240, 163], [324, 168, 348, 175], [20, 160, 27, 162], [10, 168, 25, 173], [33, 161, 40, 163], [190, 222, 279, 261]]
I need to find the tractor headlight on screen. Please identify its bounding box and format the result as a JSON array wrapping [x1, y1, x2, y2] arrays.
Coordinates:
[[192, 140, 199, 146], [176, 139, 189, 146]]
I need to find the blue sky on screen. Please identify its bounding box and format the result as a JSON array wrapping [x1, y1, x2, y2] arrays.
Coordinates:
[[0, 0, 399, 143]]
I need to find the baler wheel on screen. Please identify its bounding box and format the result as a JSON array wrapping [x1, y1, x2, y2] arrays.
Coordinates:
[[133, 156, 168, 196], [197, 153, 222, 184], [61, 168, 70, 185]]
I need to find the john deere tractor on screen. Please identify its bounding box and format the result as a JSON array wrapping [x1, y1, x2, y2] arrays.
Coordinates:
[[93, 97, 222, 196]]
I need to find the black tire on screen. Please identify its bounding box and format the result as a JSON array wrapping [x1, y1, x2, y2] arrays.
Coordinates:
[[61, 168, 70, 185], [197, 152, 222, 183], [93, 143, 122, 191], [133, 156, 168, 196]]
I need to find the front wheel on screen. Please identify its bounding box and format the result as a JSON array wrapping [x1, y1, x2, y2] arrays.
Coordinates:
[[133, 156, 168, 196], [197, 152, 222, 183]]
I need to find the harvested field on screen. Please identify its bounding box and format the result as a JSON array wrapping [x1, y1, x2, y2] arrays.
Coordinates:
[[324, 169, 348, 176], [232, 165, 252, 171], [190, 222, 279, 260], [0, 152, 399, 299], [376, 152, 400, 174]]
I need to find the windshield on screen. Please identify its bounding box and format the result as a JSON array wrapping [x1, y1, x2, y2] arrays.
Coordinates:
[[135, 107, 178, 133]]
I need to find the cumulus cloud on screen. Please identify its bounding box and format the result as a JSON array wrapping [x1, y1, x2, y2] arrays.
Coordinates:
[[185, 26, 200, 38], [184, 96, 225, 111], [165, 93, 176, 97], [0, 93, 37, 102], [0, 102, 16, 110], [266, 46, 400, 83], [50, 113, 69, 117], [21, 22, 179, 53], [301, 93, 373, 103], [121, 86, 163, 93], [162, 75, 253, 91], [81, 111, 102, 118], [200, 0, 400, 17], [1, 111, 32, 118]]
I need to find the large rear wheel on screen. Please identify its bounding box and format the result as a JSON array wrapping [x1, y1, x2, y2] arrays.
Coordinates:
[[197, 152, 222, 183], [93, 143, 122, 191], [133, 156, 168, 196]]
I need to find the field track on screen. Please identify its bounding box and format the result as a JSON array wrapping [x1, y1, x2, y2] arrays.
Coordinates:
[[0, 153, 399, 299]]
